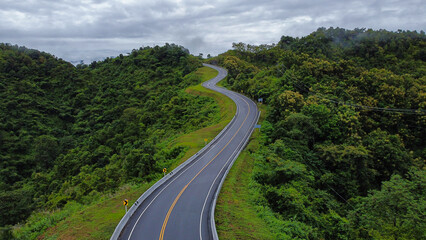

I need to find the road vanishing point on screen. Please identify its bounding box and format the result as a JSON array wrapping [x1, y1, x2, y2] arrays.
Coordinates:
[[116, 64, 259, 240]]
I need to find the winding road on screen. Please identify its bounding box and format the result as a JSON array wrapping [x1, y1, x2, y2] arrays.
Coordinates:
[[114, 64, 259, 240]]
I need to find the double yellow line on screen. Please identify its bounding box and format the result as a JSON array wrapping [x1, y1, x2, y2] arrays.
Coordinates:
[[159, 98, 251, 240]]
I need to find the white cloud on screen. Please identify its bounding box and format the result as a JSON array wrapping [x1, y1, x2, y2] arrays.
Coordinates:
[[0, 0, 424, 62]]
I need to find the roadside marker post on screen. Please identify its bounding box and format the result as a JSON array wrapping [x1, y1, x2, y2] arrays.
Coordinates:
[[123, 199, 128, 213], [204, 138, 208, 145], [255, 124, 261, 132], [163, 168, 167, 176]]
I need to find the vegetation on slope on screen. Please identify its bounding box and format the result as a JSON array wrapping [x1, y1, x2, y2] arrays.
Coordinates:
[[0, 43, 226, 239], [215, 104, 274, 240], [1, 27, 425, 240], [12, 66, 234, 240], [213, 27, 425, 239]]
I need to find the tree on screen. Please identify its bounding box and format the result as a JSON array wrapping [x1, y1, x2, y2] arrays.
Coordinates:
[[363, 129, 411, 184], [351, 172, 425, 239], [273, 113, 320, 148], [316, 143, 374, 197], [269, 90, 305, 122], [0, 185, 34, 226], [33, 135, 59, 170]]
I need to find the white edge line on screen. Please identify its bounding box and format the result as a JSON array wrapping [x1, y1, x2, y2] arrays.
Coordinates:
[[209, 103, 260, 240], [128, 136, 220, 239], [116, 66, 233, 240], [199, 99, 257, 240]]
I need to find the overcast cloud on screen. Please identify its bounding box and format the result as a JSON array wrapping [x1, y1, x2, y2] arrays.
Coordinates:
[[1, 0, 424, 63]]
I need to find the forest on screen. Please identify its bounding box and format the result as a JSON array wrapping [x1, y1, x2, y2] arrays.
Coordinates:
[[210, 27, 425, 239], [0, 27, 425, 240], [0, 43, 218, 231]]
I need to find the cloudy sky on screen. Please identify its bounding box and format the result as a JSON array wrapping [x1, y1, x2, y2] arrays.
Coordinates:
[[1, 0, 425, 63]]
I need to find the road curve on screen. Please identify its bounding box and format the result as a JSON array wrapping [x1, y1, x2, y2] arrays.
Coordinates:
[[116, 64, 259, 240]]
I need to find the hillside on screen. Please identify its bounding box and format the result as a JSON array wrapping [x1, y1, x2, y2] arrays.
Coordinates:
[[1, 27, 425, 240], [0, 43, 220, 235], [212, 28, 425, 239]]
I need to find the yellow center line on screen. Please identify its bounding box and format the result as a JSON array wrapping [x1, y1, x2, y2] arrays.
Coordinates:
[[158, 97, 251, 240]]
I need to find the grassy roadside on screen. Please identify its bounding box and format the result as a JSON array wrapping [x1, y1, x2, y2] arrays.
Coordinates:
[[20, 66, 236, 240], [171, 67, 236, 168], [215, 103, 274, 240], [34, 183, 154, 240]]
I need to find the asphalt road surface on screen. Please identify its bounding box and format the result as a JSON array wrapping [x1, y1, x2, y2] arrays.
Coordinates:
[[118, 64, 259, 240]]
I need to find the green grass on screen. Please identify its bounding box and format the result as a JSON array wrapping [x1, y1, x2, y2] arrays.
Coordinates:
[[20, 66, 237, 240], [215, 103, 274, 240], [169, 66, 236, 169], [32, 183, 153, 240], [195, 65, 220, 82]]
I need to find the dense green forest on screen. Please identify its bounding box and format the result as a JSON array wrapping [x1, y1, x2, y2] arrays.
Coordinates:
[[0, 43, 218, 231], [211, 28, 425, 239], [1, 27, 425, 240]]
